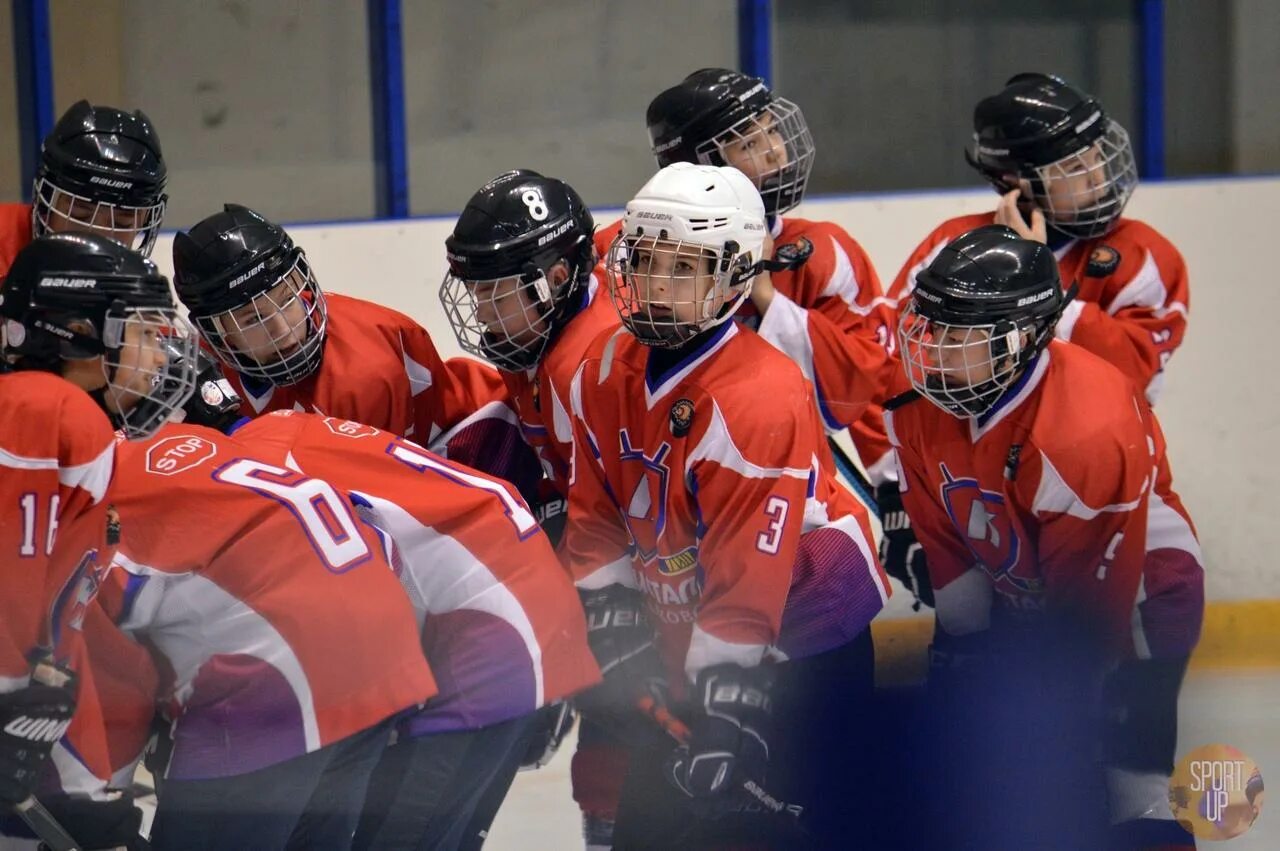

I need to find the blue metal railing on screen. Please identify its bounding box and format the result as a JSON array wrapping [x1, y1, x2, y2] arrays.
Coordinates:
[[737, 0, 772, 85], [1137, 0, 1165, 180], [367, 0, 409, 218], [11, 0, 54, 202]]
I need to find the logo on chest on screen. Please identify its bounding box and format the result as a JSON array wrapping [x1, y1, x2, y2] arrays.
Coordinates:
[[938, 463, 1028, 587], [618, 429, 678, 565]]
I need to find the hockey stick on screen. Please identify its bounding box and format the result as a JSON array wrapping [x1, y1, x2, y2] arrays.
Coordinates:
[[827, 435, 879, 519], [12, 795, 81, 851], [634, 695, 809, 826]]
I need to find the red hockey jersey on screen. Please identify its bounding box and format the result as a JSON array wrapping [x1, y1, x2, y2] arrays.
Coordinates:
[[885, 341, 1202, 657], [220, 291, 507, 442], [0, 372, 119, 798], [858, 212, 1192, 482], [109, 423, 435, 780], [565, 321, 889, 696], [501, 269, 619, 494], [0, 203, 33, 278], [232, 410, 600, 734]]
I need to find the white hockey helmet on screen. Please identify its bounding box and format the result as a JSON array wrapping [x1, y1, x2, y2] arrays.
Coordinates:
[[606, 163, 767, 347]]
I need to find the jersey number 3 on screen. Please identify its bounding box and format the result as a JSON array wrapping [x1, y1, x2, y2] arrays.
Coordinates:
[[214, 459, 372, 573], [756, 496, 790, 555]]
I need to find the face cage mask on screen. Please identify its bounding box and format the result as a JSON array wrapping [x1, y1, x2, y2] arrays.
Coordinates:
[[440, 263, 574, 373], [606, 233, 754, 348], [100, 308, 200, 439], [897, 303, 1045, 419], [1027, 121, 1136, 241], [198, 252, 328, 387], [695, 98, 815, 216], [32, 176, 166, 257]]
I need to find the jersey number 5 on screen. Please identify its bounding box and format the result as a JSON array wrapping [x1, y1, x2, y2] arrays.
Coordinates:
[[214, 459, 372, 573]]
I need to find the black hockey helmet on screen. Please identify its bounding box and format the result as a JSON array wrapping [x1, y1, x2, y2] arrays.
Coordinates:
[[441, 169, 596, 371], [898, 225, 1073, 417], [32, 100, 168, 256], [965, 73, 1136, 240], [1, 233, 198, 438], [646, 68, 814, 216], [172, 204, 327, 387]]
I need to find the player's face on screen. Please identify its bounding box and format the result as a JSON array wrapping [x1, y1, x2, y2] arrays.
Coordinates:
[[103, 314, 173, 414], [932, 325, 999, 385], [628, 239, 718, 329], [44, 191, 147, 249], [217, 272, 312, 366], [466, 270, 553, 347], [717, 111, 789, 187], [1042, 142, 1110, 213]]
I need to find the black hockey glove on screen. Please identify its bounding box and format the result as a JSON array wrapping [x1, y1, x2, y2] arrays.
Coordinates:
[[665, 664, 774, 802], [518, 701, 577, 771], [0, 669, 76, 808], [37, 792, 149, 850], [574, 585, 666, 717], [876, 480, 934, 609]]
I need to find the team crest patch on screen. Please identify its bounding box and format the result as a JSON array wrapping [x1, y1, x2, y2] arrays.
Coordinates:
[[657, 547, 698, 577], [1086, 244, 1121, 277], [773, 236, 814, 269], [669, 398, 695, 437], [938, 463, 1024, 585], [146, 434, 218, 476], [322, 417, 380, 439]]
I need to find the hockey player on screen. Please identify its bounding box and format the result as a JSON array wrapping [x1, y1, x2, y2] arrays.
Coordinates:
[[164, 349, 599, 851], [887, 225, 1203, 849], [106, 421, 437, 848], [1, 100, 167, 275], [566, 163, 889, 847], [440, 169, 617, 514], [0, 232, 195, 848], [171, 204, 534, 488], [596, 68, 892, 451], [875, 72, 1191, 606], [440, 170, 623, 847], [583, 68, 894, 846]]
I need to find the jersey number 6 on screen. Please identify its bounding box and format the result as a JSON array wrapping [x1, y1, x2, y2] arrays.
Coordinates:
[[214, 459, 372, 573]]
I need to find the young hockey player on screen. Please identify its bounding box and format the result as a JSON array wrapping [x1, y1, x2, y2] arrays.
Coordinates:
[[566, 163, 889, 848], [165, 349, 600, 851], [888, 224, 1203, 850], [0, 233, 195, 847]]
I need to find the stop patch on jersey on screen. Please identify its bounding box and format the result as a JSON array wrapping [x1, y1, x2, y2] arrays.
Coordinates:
[[146, 434, 218, 476]]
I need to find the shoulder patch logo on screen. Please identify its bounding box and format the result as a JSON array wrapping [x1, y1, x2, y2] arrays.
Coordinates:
[[145, 434, 218, 476], [669, 398, 695, 438], [322, 417, 380, 439], [1086, 244, 1121, 277], [772, 236, 814, 270]]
